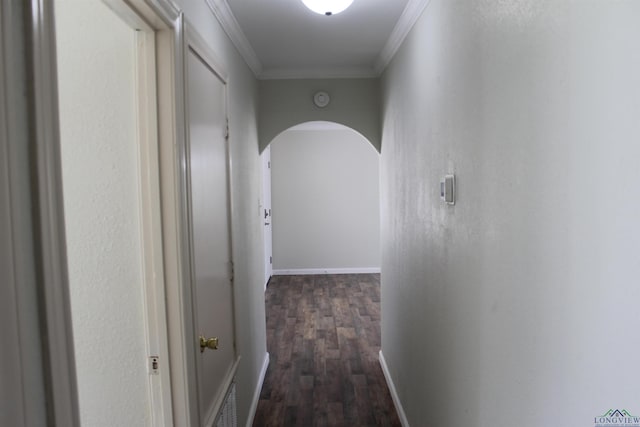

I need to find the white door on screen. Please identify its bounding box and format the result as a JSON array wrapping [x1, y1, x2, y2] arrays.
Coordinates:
[[186, 46, 237, 425], [262, 146, 273, 288]]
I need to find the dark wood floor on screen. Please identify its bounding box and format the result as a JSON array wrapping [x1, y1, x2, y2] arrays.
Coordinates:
[[253, 274, 401, 427]]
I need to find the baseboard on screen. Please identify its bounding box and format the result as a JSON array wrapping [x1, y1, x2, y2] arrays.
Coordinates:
[[246, 352, 270, 427], [272, 267, 381, 276], [379, 350, 410, 427]]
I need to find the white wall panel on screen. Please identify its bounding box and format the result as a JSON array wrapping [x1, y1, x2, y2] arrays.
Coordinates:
[[271, 128, 380, 271], [380, 1, 640, 425]]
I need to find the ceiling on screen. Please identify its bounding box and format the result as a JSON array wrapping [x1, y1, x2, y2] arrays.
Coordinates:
[[206, 0, 430, 79]]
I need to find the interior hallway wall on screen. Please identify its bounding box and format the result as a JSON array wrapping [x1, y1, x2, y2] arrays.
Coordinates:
[[56, 1, 149, 425], [270, 127, 380, 273], [174, 2, 266, 425], [57, 1, 266, 425], [259, 78, 381, 151], [380, 1, 640, 426]]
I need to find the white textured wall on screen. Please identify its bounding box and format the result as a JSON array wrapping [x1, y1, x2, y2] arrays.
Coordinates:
[[56, 1, 150, 425], [380, 1, 640, 426], [172, 2, 266, 425], [270, 128, 380, 271]]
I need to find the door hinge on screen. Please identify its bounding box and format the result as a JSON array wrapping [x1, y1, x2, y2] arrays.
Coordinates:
[[225, 118, 229, 140], [229, 260, 234, 283], [270, 256, 272, 265], [268, 161, 271, 169], [149, 356, 160, 375]]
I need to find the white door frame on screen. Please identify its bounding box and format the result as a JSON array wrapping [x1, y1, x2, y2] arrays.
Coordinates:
[[1, 0, 79, 425], [22, 1, 233, 425], [101, 1, 184, 425], [261, 145, 273, 289], [18, 0, 186, 425], [99, 1, 206, 426]]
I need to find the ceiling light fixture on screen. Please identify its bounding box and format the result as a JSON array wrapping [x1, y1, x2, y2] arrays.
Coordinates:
[[301, 0, 354, 16]]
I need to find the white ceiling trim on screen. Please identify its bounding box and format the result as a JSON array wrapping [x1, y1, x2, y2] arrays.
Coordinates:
[[204, 0, 263, 76], [206, 0, 429, 80], [374, 0, 431, 75], [258, 66, 378, 81]]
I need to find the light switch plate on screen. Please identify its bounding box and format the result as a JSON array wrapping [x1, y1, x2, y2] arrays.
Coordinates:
[[440, 174, 455, 205]]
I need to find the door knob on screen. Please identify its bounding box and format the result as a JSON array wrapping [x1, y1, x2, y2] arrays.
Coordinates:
[[199, 336, 219, 352]]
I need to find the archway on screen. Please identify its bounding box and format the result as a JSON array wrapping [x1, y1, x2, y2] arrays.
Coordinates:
[[261, 121, 380, 286]]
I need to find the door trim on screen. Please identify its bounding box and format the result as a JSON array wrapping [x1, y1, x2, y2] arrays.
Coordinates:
[[22, 0, 190, 425], [28, 0, 80, 424], [99, 1, 182, 425], [153, 7, 204, 427], [2, 0, 80, 425], [261, 145, 273, 289]]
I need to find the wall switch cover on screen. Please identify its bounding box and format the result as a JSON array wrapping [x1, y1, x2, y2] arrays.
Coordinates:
[[440, 174, 455, 205]]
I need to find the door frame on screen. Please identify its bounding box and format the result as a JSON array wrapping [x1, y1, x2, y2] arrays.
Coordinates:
[[101, 1, 184, 425], [2, 0, 79, 425], [103, 2, 201, 426], [21, 0, 186, 425], [25, 1, 237, 425], [261, 145, 273, 289], [0, 0, 79, 426]]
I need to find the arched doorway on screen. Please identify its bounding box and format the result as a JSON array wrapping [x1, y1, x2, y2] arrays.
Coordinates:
[[261, 121, 380, 287]]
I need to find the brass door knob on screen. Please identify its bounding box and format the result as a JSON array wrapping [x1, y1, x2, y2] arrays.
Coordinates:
[[199, 336, 219, 352]]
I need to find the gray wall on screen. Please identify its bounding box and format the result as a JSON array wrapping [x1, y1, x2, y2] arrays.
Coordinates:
[[380, 1, 640, 426], [270, 127, 380, 272], [259, 78, 381, 151]]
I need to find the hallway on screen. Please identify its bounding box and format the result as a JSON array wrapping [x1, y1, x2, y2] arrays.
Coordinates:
[[4, 1, 640, 426], [254, 275, 400, 426]]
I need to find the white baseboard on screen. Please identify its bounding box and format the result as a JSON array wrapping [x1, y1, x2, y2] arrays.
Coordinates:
[[246, 352, 270, 427], [379, 350, 410, 427], [272, 267, 381, 276]]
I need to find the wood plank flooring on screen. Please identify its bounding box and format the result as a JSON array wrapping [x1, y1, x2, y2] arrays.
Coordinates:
[[253, 274, 401, 427]]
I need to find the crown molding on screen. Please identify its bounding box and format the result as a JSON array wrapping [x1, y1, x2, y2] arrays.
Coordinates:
[[205, 0, 430, 80], [258, 66, 378, 81], [204, 0, 263, 76], [374, 0, 432, 75]]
